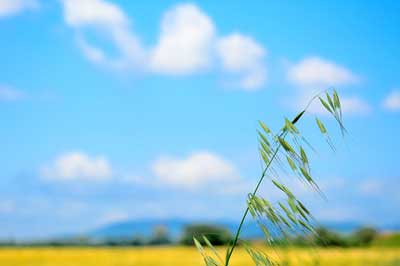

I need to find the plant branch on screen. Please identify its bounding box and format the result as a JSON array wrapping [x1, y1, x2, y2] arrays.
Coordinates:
[[224, 111, 305, 266]]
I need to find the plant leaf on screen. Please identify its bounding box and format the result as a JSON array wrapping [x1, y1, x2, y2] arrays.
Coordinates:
[[326, 92, 335, 110], [278, 137, 294, 153], [316, 118, 327, 134], [319, 97, 333, 113], [333, 90, 341, 109], [300, 167, 313, 183], [285, 118, 300, 134], [259, 121, 271, 134], [202, 236, 223, 263], [260, 149, 270, 165], [292, 110, 305, 124], [194, 237, 205, 255], [286, 156, 297, 172], [258, 130, 270, 146]]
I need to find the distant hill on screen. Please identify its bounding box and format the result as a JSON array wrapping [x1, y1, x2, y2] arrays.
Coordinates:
[[90, 219, 189, 240], [90, 219, 247, 240], [88, 218, 392, 240]]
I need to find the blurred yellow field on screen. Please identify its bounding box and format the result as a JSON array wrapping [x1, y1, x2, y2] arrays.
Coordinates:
[[0, 247, 399, 266]]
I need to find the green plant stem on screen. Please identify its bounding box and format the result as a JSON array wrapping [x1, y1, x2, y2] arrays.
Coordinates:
[[224, 141, 282, 266], [225, 153, 280, 266], [224, 111, 305, 266]]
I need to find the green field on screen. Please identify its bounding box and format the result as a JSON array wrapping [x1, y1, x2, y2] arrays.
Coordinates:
[[0, 247, 399, 266]]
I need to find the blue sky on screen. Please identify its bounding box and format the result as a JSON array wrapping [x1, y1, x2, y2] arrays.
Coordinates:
[[0, 0, 399, 239]]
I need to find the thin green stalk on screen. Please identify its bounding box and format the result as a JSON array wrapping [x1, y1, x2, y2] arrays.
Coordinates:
[[224, 141, 282, 266], [224, 110, 305, 266]]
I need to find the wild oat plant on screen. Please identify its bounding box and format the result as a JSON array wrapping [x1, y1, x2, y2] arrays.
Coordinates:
[[194, 90, 345, 266]]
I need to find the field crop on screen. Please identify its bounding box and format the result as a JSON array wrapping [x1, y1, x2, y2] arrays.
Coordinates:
[[0, 247, 399, 266]]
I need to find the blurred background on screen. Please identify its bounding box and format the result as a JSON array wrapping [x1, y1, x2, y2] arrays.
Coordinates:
[[0, 0, 399, 265]]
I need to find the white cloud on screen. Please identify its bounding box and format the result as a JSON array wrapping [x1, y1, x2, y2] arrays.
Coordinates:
[[288, 57, 358, 87], [99, 210, 129, 224], [62, 0, 127, 28], [0, 0, 37, 17], [359, 179, 383, 196], [284, 57, 370, 116], [0, 200, 15, 213], [0, 85, 25, 101], [217, 34, 266, 90], [56, 201, 88, 219], [216, 180, 253, 195], [119, 174, 146, 184], [61, 1, 267, 90], [317, 177, 346, 192], [61, 0, 145, 70], [340, 96, 371, 114], [151, 151, 240, 188], [149, 3, 215, 74], [149, 4, 267, 88], [76, 37, 107, 64], [382, 90, 400, 111], [316, 207, 357, 222], [40, 151, 112, 181]]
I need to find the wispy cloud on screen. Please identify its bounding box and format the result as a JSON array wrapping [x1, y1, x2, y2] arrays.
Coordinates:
[[61, 1, 267, 90], [0, 0, 37, 18], [382, 90, 400, 111], [306, 95, 372, 116], [340, 96, 372, 115], [316, 207, 359, 222], [62, 0, 145, 70], [0, 85, 25, 101], [98, 210, 130, 225], [40, 151, 113, 182], [0, 200, 15, 214], [358, 179, 383, 196]]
